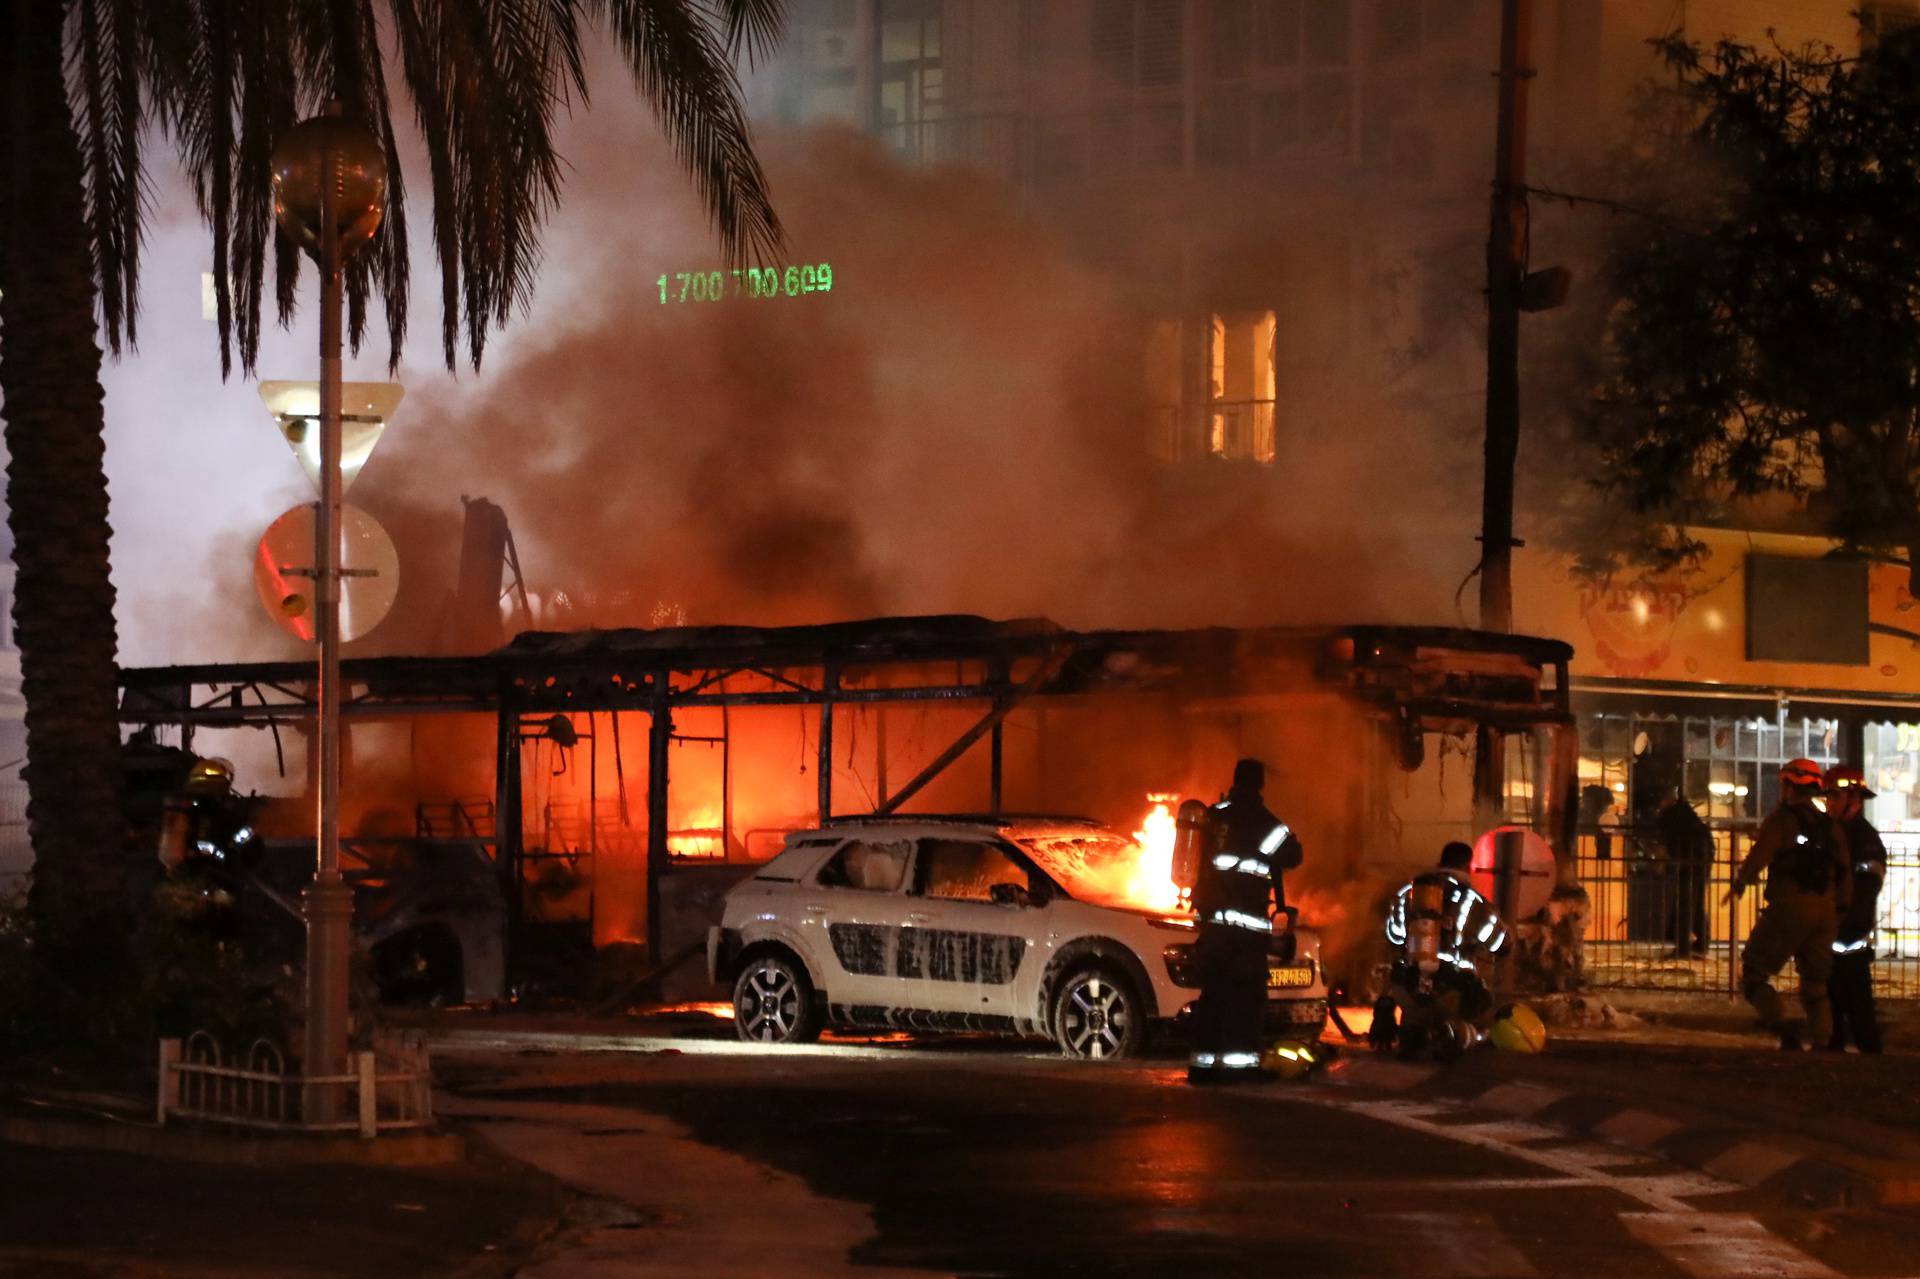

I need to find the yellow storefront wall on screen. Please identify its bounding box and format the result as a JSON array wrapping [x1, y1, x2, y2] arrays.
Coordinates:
[[1512, 528, 1920, 696], [1512, 530, 1920, 956]]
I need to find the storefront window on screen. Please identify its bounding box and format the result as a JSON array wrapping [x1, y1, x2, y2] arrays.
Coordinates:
[[1863, 722, 1920, 832], [1578, 710, 1840, 826]]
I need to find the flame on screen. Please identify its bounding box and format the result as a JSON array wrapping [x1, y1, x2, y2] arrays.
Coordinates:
[[1128, 793, 1184, 912], [667, 806, 726, 860]]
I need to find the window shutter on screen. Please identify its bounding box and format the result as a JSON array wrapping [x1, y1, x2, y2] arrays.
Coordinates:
[[1138, 0, 1183, 87]]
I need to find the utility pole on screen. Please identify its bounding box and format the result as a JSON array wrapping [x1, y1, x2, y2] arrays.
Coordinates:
[[1481, 0, 1532, 635], [1475, 0, 1534, 831]]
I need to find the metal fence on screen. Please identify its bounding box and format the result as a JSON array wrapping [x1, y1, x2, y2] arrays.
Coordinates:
[[1576, 823, 1920, 999], [157, 1029, 433, 1138]]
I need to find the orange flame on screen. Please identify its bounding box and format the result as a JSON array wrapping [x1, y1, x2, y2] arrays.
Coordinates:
[[668, 806, 726, 860], [1128, 793, 1183, 912]]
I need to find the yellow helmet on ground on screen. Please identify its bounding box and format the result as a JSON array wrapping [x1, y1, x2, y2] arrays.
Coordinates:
[[1261, 1040, 1319, 1080], [1490, 1002, 1547, 1053]]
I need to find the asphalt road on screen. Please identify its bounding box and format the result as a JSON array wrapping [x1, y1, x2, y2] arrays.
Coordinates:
[[435, 1024, 1920, 1279]]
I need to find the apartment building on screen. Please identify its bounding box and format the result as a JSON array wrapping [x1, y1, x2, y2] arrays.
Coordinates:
[[765, 3, 1920, 899]]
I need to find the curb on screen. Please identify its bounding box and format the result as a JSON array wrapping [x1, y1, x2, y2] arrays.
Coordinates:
[[1321, 1054, 1920, 1210], [0, 1109, 466, 1167]]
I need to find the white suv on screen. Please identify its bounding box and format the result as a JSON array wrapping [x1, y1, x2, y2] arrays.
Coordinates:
[[707, 815, 1328, 1059]]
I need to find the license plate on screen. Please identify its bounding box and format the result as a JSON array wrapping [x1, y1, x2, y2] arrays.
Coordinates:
[[1267, 964, 1312, 989]]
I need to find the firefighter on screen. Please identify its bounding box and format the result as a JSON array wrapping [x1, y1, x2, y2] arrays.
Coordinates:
[[1187, 758, 1303, 1084], [1824, 765, 1886, 1053], [1733, 758, 1852, 1051], [1373, 842, 1509, 1058]]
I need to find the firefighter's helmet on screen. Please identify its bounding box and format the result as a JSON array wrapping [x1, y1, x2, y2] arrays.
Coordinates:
[[1489, 1002, 1548, 1053], [1261, 1040, 1319, 1080], [1823, 765, 1876, 799], [1780, 758, 1825, 790], [184, 757, 235, 794]]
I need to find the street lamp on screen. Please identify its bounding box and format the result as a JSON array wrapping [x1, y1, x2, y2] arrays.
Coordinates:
[[270, 103, 386, 1122]]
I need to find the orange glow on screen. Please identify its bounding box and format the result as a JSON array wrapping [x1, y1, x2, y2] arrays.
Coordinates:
[[668, 806, 726, 860], [647, 1000, 735, 1018], [1127, 793, 1184, 913]]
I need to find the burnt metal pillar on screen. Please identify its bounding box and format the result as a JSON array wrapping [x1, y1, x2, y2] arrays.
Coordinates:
[[645, 671, 672, 960], [494, 683, 523, 978], [818, 663, 839, 823], [875, 706, 889, 810], [1546, 719, 1580, 889], [988, 658, 1009, 814], [1491, 825, 1526, 999]]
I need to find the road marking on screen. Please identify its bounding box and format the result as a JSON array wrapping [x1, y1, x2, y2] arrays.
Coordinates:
[[1594, 1108, 1685, 1150], [1703, 1140, 1804, 1186], [1433, 1117, 1564, 1143], [1619, 1212, 1841, 1278], [1386, 1212, 1539, 1278], [1289, 1096, 1733, 1213], [1285, 1095, 1839, 1278], [1150, 1176, 1584, 1194], [1475, 1082, 1568, 1117]]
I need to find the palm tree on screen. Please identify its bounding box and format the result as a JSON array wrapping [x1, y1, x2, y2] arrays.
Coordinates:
[[0, 0, 784, 976]]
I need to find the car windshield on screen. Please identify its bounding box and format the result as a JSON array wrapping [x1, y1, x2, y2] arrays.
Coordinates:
[[1015, 831, 1187, 916]]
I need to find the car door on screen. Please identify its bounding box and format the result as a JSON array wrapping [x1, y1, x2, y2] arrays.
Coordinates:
[[896, 837, 1041, 1022], [796, 837, 918, 1015]]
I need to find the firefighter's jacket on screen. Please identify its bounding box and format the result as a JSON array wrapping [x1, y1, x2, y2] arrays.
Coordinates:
[[1384, 869, 1509, 973], [1736, 801, 1851, 911], [1836, 813, 1887, 951], [1193, 791, 1302, 935]]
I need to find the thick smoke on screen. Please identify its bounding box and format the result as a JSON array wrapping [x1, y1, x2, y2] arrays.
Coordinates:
[[346, 118, 1485, 640], [90, 35, 1522, 977]]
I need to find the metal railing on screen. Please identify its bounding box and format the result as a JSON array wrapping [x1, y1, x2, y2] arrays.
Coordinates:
[[157, 1030, 433, 1138], [1575, 823, 1920, 999], [1206, 400, 1277, 463], [1149, 400, 1280, 464], [874, 104, 1360, 187]]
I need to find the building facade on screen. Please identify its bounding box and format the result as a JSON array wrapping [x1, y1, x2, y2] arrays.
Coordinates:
[[764, 1, 1920, 974]]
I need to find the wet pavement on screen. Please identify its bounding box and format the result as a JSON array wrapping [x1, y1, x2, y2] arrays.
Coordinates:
[[433, 1022, 1920, 1278]]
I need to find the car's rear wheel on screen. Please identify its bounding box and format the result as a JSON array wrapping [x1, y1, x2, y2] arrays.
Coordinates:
[[733, 953, 822, 1045], [1051, 965, 1145, 1060]]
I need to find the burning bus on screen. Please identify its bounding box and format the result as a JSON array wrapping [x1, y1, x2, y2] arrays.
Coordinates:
[[118, 615, 1577, 1009]]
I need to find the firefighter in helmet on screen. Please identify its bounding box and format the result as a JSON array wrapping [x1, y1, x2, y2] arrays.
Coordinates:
[[1186, 758, 1303, 1084], [1823, 765, 1885, 1053], [1373, 841, 1509, 1059], [1734, 757, 1851, 1051]]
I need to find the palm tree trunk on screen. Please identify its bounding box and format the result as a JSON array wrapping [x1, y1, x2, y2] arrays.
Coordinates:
[[1, 0, 134, 966]]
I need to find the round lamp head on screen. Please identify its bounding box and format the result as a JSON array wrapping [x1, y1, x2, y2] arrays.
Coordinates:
[[270, 112, 387, 260]]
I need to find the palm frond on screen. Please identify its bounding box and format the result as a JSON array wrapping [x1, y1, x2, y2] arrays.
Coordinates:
[[387, 0, 464, 367], [391, 0, 589, 367], [596, 0, 784, 267], [711, 0, 785, 67], [130, 0, 781, 375], [66, 0, 153, 356]]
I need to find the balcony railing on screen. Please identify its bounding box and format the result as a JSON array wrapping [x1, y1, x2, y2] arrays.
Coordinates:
[[875, 105, 1354, 188], [1151, 400, 1278, 464]]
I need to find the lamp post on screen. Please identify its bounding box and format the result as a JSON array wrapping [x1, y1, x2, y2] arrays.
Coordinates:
[[270, 104, 387, 1122]]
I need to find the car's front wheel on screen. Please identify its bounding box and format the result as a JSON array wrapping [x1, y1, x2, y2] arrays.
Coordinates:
[[732, 953, 822, 1045], [1051, 965, 1145, 1060]]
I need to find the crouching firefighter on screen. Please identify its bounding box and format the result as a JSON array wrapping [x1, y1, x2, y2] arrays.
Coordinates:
[[1372, 842, 1509, 1060], [1183, 759, 1304, 1084]]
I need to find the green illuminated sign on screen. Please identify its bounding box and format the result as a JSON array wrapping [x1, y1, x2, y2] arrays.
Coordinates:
[[657, 263, 833, 303]]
